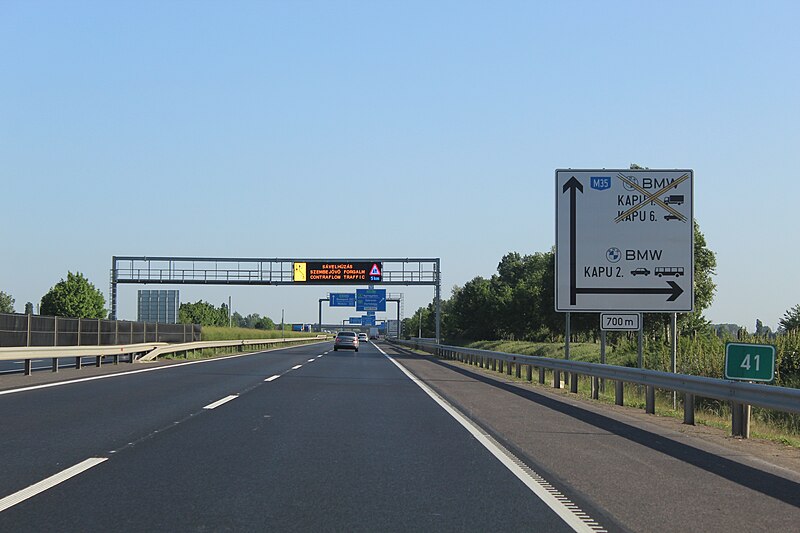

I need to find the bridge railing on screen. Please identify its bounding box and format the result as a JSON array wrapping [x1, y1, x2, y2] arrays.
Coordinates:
[[389, 338, 800, 438]]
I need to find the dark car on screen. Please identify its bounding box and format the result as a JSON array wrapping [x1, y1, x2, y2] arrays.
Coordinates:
[[630, 267, 651, 276], [334, 331, 359, 351]]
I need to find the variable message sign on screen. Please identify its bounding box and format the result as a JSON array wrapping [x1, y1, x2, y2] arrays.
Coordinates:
[[293, 262, 382, 283], [556, 169, 693, 312], [725, 343, 776, 382]]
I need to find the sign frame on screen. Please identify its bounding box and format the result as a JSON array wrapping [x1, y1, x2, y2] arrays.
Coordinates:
[[293, 262, 383, 284], [555, 169, 694, 313], [724, 342, 776, 382], [600, 312, 642, 331], [356, 289, 387, 312], [330, 293, 356, 307]]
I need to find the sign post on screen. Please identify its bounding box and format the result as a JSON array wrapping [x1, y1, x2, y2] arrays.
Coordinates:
[[724, 342, 775, 438]]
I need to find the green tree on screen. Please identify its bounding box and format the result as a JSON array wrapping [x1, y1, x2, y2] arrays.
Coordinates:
[[0, 291, 14, 313], [24, 302, 34, 315], [779, 304, 800, 333], [40, 272, 106, 318], [178, 300, 229, 326]]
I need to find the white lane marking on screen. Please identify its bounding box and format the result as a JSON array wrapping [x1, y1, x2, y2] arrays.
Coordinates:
[[0, 457, 107, 513], [203, 395, 239, 410], [374, 344, 605, 533], [0, 340, 331, 397], [307, 359, 316, 363], [264, 375, 280, 382], [291, 365, 302, 370], [317, 355, 324, 358]]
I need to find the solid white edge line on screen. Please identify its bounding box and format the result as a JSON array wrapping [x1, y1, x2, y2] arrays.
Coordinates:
[[0, 457, 107, 513], [0, 340, 331, 397], [374, 344, 599, 533], [291, 364, 302, 370], [264, 375, 280, 382], [203, 395, 239, 410]]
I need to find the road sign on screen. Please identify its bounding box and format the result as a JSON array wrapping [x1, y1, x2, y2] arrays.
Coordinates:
[[555, 169, 694, 312], [725, 343, 776, 382], [356, 289, 386, 311], [348, 317, 361, 325], [330, 293, 356, 307], [293, 262, 382, 283], [600, 313, 641, 331], [361, 315, 376, 326]]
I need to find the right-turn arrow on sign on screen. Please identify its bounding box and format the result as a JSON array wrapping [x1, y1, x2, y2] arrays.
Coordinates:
[[555, 169, 694, 312]]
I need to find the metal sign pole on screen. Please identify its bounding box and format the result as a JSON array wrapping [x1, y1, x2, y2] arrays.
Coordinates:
[[671, 312, 678, 409]]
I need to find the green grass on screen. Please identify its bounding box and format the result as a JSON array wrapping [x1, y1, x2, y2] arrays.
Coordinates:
[[201, 326, 327, 341], [160, 326, 329, 361]]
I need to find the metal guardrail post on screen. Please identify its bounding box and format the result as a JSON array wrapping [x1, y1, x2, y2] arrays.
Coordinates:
[[75, 356, 82, 369], [615, 381, 624, 406], [95, 355, 102, 368], [526, 365, 532, 382], [539, 367, 545, 384], [515, 361, 521, 378], [591, 376, 599, 400], [683, 393, 695, 425], [553, 371, 561, 389], [570, 373, 579, 394], [645, 385, 655, 414], [506, 360, 512, 376], [24, 359, 32, 375], [52, 357, 58, 373], [731, 403, 751, 438]]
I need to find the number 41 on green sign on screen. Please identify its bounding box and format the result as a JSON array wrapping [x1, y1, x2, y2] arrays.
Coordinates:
[[724, 342, 776, 382]]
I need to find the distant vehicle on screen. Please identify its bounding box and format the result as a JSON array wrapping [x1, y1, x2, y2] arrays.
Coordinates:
[[663, 195, 684, 205], [655, 266, 684, 277], [664, 214, 681, 221], [369, 327, 379, 339], [358, 333, 368, 342], [334, 331, 359, 351], [630, 267, 651, 276]]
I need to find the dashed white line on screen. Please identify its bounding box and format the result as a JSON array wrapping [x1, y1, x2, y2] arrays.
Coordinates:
[[0, 457, 107, 513], [317, 354, 324, 358], [264, 375, 280, 382], [307, 359, 316, 363], [203, 395, 239, 410], [291, 364, 302, 370]]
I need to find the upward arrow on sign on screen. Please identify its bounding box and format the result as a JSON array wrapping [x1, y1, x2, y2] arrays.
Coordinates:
[[562, 176, 684, 306]]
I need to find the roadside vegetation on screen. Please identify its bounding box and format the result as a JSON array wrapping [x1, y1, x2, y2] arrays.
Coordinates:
[[402, 218, 800, 447]]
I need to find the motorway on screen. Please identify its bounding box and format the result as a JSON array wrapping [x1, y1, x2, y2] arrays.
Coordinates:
[[1, 340, 799, 531]]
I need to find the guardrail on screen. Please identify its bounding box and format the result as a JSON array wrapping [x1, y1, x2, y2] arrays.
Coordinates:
[[138, 336, 329, 361], [0, 336, 329, 375], [390, 338, 800, 438]]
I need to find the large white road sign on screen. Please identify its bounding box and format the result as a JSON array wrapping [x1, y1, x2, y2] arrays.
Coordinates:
[[555, 169, 694, 312]]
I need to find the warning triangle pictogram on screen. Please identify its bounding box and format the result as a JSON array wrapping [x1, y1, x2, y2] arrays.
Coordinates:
[[370, 263, 381, 276]]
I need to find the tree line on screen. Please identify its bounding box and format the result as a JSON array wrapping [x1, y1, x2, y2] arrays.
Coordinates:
[[404, 222, 800, 343]]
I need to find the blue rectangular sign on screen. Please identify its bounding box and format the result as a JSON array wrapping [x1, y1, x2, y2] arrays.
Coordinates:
[[361, 315, 376, 326], [348, 317, 361, 325], [356, 289, 387, 312], [330, 293, 356, 307]]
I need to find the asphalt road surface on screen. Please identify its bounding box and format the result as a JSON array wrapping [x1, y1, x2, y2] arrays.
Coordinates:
[[0, 340, 600, 532]]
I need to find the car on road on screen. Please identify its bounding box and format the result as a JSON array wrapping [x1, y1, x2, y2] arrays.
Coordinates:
[[358, 333, 369, 343], [334, 331, 359, 351], [630, 267, 651, 276]]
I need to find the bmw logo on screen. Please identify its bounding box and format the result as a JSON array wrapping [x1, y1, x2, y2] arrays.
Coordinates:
[[606, 247, 621, 263], [622, 177, 638, 191]]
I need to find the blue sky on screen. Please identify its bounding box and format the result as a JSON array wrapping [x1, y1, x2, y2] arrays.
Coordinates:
[[2, 1, 798, 330]]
